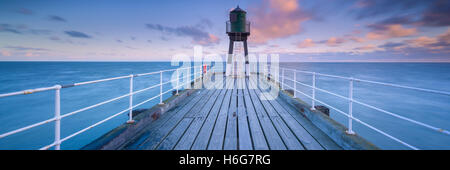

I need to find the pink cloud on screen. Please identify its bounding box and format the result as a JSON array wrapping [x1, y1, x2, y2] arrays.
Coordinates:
[[406, 36, 438, 48], [349, 37, 365, 43], [297, 38, 315, 48], [366, 24, 417, 40], [269, 0, 298, 12], [195, 33, 220, 46], [325, 37, 346, 46], [1, 50, 11, 56], [438, 28, 450, 44], [354, 44, 381, 51], [404, 29, 449, 50], [248, 0, 311, 44]]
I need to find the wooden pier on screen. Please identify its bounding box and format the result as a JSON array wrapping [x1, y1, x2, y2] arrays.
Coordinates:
[[111, 75, 342, 150]]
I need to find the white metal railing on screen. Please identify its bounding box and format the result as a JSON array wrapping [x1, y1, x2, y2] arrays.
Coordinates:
[[271, 67, 450, 150], [0, 64, 210, 150]]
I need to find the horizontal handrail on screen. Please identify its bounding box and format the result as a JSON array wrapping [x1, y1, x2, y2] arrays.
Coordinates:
[[276, 66, 450, 96], [0, 65, 203, 98], [261, 76, 419, 150], [281, 75, 450, 135], [0, 86, 59, 98], [0, 64, 209, 150], [273, 66, 450, 150]]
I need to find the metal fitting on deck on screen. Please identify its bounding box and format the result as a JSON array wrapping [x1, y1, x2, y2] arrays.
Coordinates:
[[23, 90, 33, 95]]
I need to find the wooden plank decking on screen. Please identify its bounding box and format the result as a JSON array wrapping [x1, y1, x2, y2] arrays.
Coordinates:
[[120, 75, 342, 150]]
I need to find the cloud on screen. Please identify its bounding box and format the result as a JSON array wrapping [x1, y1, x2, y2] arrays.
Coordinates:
[[353, 44, 382, 52], [325, 37, 346, 47], [379, 42, 407, 51], [349, 37, 365, 43], [378, 29, 450, 53], [160, 36, 169, 41], [4, 46, 50, 51], [196, 34, 220, 45], [64, 31, 92, 38], [196, 18, 214, 29], [16, 8, 33, 15], [351, 0, 432, 20], [269, 0, 299, 12], [248, 0, 313, 44], [404, 29, 450, 50], [0, 50, 12, 56], [29, 29, 52, 35], [297, 38, 315, 48], [146, 23, 220, 45], [366, 24, 417, 40], [438, 29, 450, 44], [355, 0, 449, 27], [49, 36, 60, 41], [48, 15, 67, 22], [25, 52, 37, 57], [2, 46, 49, 57], [420, 0, 450, 27], [406, 36, 439, 48], [0, 24, 22, 34]]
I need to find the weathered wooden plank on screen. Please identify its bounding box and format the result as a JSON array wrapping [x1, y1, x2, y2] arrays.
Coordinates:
[[224, 79, 238, 150], [257, 76, 341, 150], [252, 77, 305, 150], [191, 88, 227, 150], [247, 78, 287, 150], [174, 89, 222, 150], [243, 79, 269, 150], [139, 89, 215, 150], [208, 78, 234, 150], [270, 100, 324, 150], [237, 87, 253, 150], [256, 78, 324, 150], [156, 118, 193, 150], [123, 89, 207, 150], [275, 95, 342, 150], [252, 78, 307, 150]]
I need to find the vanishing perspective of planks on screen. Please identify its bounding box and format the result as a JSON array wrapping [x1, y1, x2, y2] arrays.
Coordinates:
[[119, 74, 342, 150]]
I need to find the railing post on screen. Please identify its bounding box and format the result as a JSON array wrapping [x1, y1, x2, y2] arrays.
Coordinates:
[[281, 68, 284, 90], [293, 71, 297, 98], [175, 69, 179, 95], [186, 67, 189, 89], [346, 77, 355, 135], [202, 64, 204, 88], [159, 71, 164, 105], [311, 72, 316, 110], [54, 85, 61, 150], [127, 75, 135, 124]]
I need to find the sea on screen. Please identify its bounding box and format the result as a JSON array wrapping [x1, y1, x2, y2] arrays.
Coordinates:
[[0, 62, 449, 150]]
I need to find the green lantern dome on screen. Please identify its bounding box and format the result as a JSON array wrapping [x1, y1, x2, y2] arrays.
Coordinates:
[[229, 6, 247, 33]]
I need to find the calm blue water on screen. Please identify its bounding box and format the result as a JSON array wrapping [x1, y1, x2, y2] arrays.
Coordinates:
[[0, 62, 449, 150]]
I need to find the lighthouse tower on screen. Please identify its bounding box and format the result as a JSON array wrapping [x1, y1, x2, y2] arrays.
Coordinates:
[[226, 6, 250, 77]]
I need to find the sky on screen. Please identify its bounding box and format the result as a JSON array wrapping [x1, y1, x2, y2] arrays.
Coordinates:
[[0, 0, 449, 62]]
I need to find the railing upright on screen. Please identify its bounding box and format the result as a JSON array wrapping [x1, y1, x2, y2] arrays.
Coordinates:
[[186, 67, 189, 89], [311, 72, 316, 110], [127, 75, 135, 124], [159, 71, 163, 105], [281, 68, 285, 90], [54, 85, 61, 150], [347, 77, 355, 135], [176, 69, 179, 95], [293, 71, 296, 98]]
